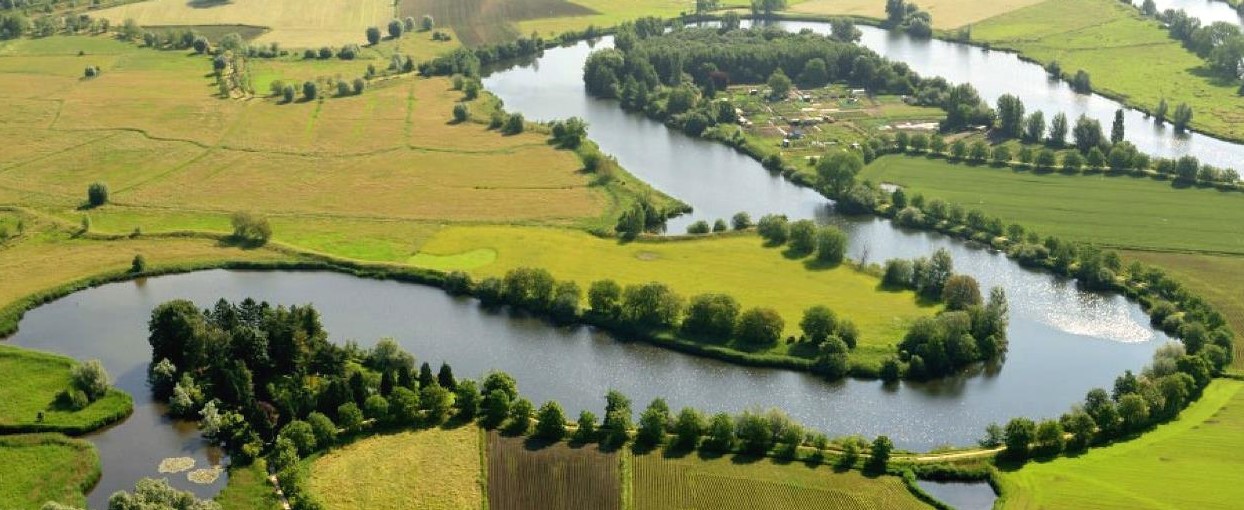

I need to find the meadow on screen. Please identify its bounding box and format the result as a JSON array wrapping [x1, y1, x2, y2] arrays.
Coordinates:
[[216, 460, 282, 510], [790, 0, 1046, 29], [487, 431, 621, 510], [633, 451, 931, 510], [93, 0, 393, 47], [307, 427, 483, 510], [996, 378, 1244, 509], [973, 0, 1244, 142], [0, 344, 132, 434], [411, 225, 937, 359], [0, 433, 100, 509]]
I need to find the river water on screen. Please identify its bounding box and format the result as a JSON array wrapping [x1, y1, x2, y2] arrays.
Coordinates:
[[1137, 0, 1242, 26], [9, 20, 1213, 508]]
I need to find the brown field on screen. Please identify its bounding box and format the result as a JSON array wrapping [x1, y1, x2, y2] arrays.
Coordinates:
[[633, 452, 931, 510], [401, 0, 597, 46], [487, 431, 621, 510], [93, 0, 393, 47], [791, 0, 1047, 29], [308, 427, 483, 510]]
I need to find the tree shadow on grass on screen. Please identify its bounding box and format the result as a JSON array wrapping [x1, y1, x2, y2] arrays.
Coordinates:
[[802, 258, 840, 271]]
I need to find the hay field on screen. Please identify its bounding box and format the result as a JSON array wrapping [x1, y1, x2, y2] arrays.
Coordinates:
[[997, 379, 1244, 509], [633, 452, 931, 510], [411, 225, 937, 358], [93, 0, 393, 47], [308, 427, 483, 510], [791, 0, 1047, 28], [0, 36, 618, 263], [402, 0, 597, 46], [973, 0, 1244, 142], [487, 431, 621, 510]]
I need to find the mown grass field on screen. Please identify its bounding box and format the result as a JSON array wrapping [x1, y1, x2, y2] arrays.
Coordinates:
[[516, 0, 755, 39], [0, 433, 100, 509], [997, 379, 1244, 509], [858, 155, 1244, 255], [307, 427, 483, 510], [973, 0, 1244, 142], [858, 154, 1244, 367], [411, 225, 937, 360], [633, 451, 931, 510], [790, 0, 1047, 28], [0, 35, 635, 263], [487, 431, 620, 510], [93, 0, 393, 47], [0, 344, 131, 432], [216, 460, 282, 510]]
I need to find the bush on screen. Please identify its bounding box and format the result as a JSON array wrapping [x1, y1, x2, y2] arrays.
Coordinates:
[[302, 81, 318, 100], [731, 212, 752, 230], [87, 182, 108, 207], [131, 254, 147, 273], [452, 103, 469, 123], [71, 359, 109, 401], [756, 214, 789, 244], [230, 211, 272, 244], [535, 401, 567, 440], [734, 307, 784, 345], [502, 113, 525, 135], [686, 220, 710, 234]]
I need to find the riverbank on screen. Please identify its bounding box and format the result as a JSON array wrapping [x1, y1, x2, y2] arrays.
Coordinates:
[[0, 433, 101, 509]]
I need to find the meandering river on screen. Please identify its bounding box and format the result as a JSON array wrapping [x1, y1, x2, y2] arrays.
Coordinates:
[[10, 20, 1220, 507]]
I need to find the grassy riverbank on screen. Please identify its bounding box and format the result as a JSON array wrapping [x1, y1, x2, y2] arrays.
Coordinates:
[[0, 433, 101, 509], [996, 378, 1244, 509], [0, 345, 132, 434], [857, 154, 1244, 366], [973, 0, 1244, 143]]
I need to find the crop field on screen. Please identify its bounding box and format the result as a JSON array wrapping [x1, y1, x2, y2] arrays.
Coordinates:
[[0, 344, 131, 432], [791, 0, 1047, 29], [0, 433, 100, 509], [858, 155, 1244, 255], [997, 379, 1244, 509], [487, 431, 620, 510], [411, 225, 937, 359], [401, 0, 597, 46], [93, 0, 393, 47], [516, 0, 754, 39], [308, 427, 483, 510], [633, 452, 931, 510], [973, 0, 1244, 142]]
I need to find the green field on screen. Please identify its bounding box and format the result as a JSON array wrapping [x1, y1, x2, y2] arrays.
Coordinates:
[[94, 0, 393, 47], [216, 460, 283, 510], [413, 225, 938, 361], [633, 451, 931, 510], [0, 344, 132, 433], [307, 427, 484, 510], [974, 0, 1244, 142], [0, 434, 100, 509], [997, 379, 1244, 509]]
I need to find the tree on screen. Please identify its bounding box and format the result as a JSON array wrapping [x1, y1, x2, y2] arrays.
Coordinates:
[[573, 411, 598, 443], [751, 0, 787, 19], [1118, 393, 1149, 432], [336, 402, 364, 430], [673, 408, 706, 448], [868, 435, 893, 472], [1085, 147, 1106, 169], [731, 212, 752, 230], [454, 380, 481, 419], [968, 140, 990, 162], [797, 58, 829, 88], [131, 254, 147, 273], [363, 394, 389, 423], [282, 85, 296, 103], [387, 19, 403, 39], [602, 390, 633, 447], [437, 362, 457, 390], [106, 478, 222, 510], [622, 282, 683, 330], [1023, 111, 1045, 143], [1071, 69, 1091, 93], [756, 214, 790, 245], [389, 386, 420, 424], [800, 306, 837, 343], [366, 26, 381, 45], [535, 401, 567, 440], [507, 398, 533, 434], [71, 359, 110, 401], [996, 94, 1025, 138], [991, 145, 1012, 165], [704, 412, 735, 451], [816, 151, 864, 196], [421, 15, 435, 31], [950, 140, 967, 160], [787, 220, 817, 254], [815, 226, 848, 264], [686, 220, 711, 235], [1035, 148, 1057, 170], [637, 398, 672, 446], [352, 78, 365, 95], [712, 219, 728, 233], [302, 81, 318, 101], [1061, 151, 1083, 173], [1072, 115, 1103, 153], [589, 280, 624, 319], [734, 307, 784, 345], [1034, 419, 1064, 455], [941, 274, 981, 310], [1004, 417, 1036, 459], [87, 182, 109, 207], [979, 422, 1005, 448], [767, 68, 791, 99], [1110, 109, 1125, 144], [482, 389, 511, 428], [1047, 112, 1068, 147], [1063, 409, 1096, 451], [502, 113, 525, 135], [1155, 98, 1169, 124], [1172, 103, 1193, 132], [279, 420, 317, 456], [682, 293, 741, 339]]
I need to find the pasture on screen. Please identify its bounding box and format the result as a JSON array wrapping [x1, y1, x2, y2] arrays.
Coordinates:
[[996, 379, 1244, 509], [93, 0, 393, 47], [307, 427, 483, 510], [487, 431, 621, 510], [633, 451, 931, 510], [0, 344, 131, 433], [858, 155, 1244, 255], [791, 0, 1047, 29], [411, 225, 937, 360], [0, 433, 100, 509], [973, 0, 1244, 142]]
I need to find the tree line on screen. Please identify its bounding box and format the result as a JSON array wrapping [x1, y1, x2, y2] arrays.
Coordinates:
[[1144, 5, 1244, 95], [884, 0, 933, 38]]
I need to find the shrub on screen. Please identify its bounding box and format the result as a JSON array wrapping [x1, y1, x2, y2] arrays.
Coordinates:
[[502, 113, 525, 135], [302, 81, 318, 100], [131, 254, 147, 273], [71, 359, 109, 401], [734, 307, 784, 345], [686, 220, 710, 234], [87, 182, 109, 207], [756, 214, 789, 244], [230, 211, 272, 244], [535, 401, 567, 440], [731, 212, 752, 230], [452, 103, 469, 123]]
